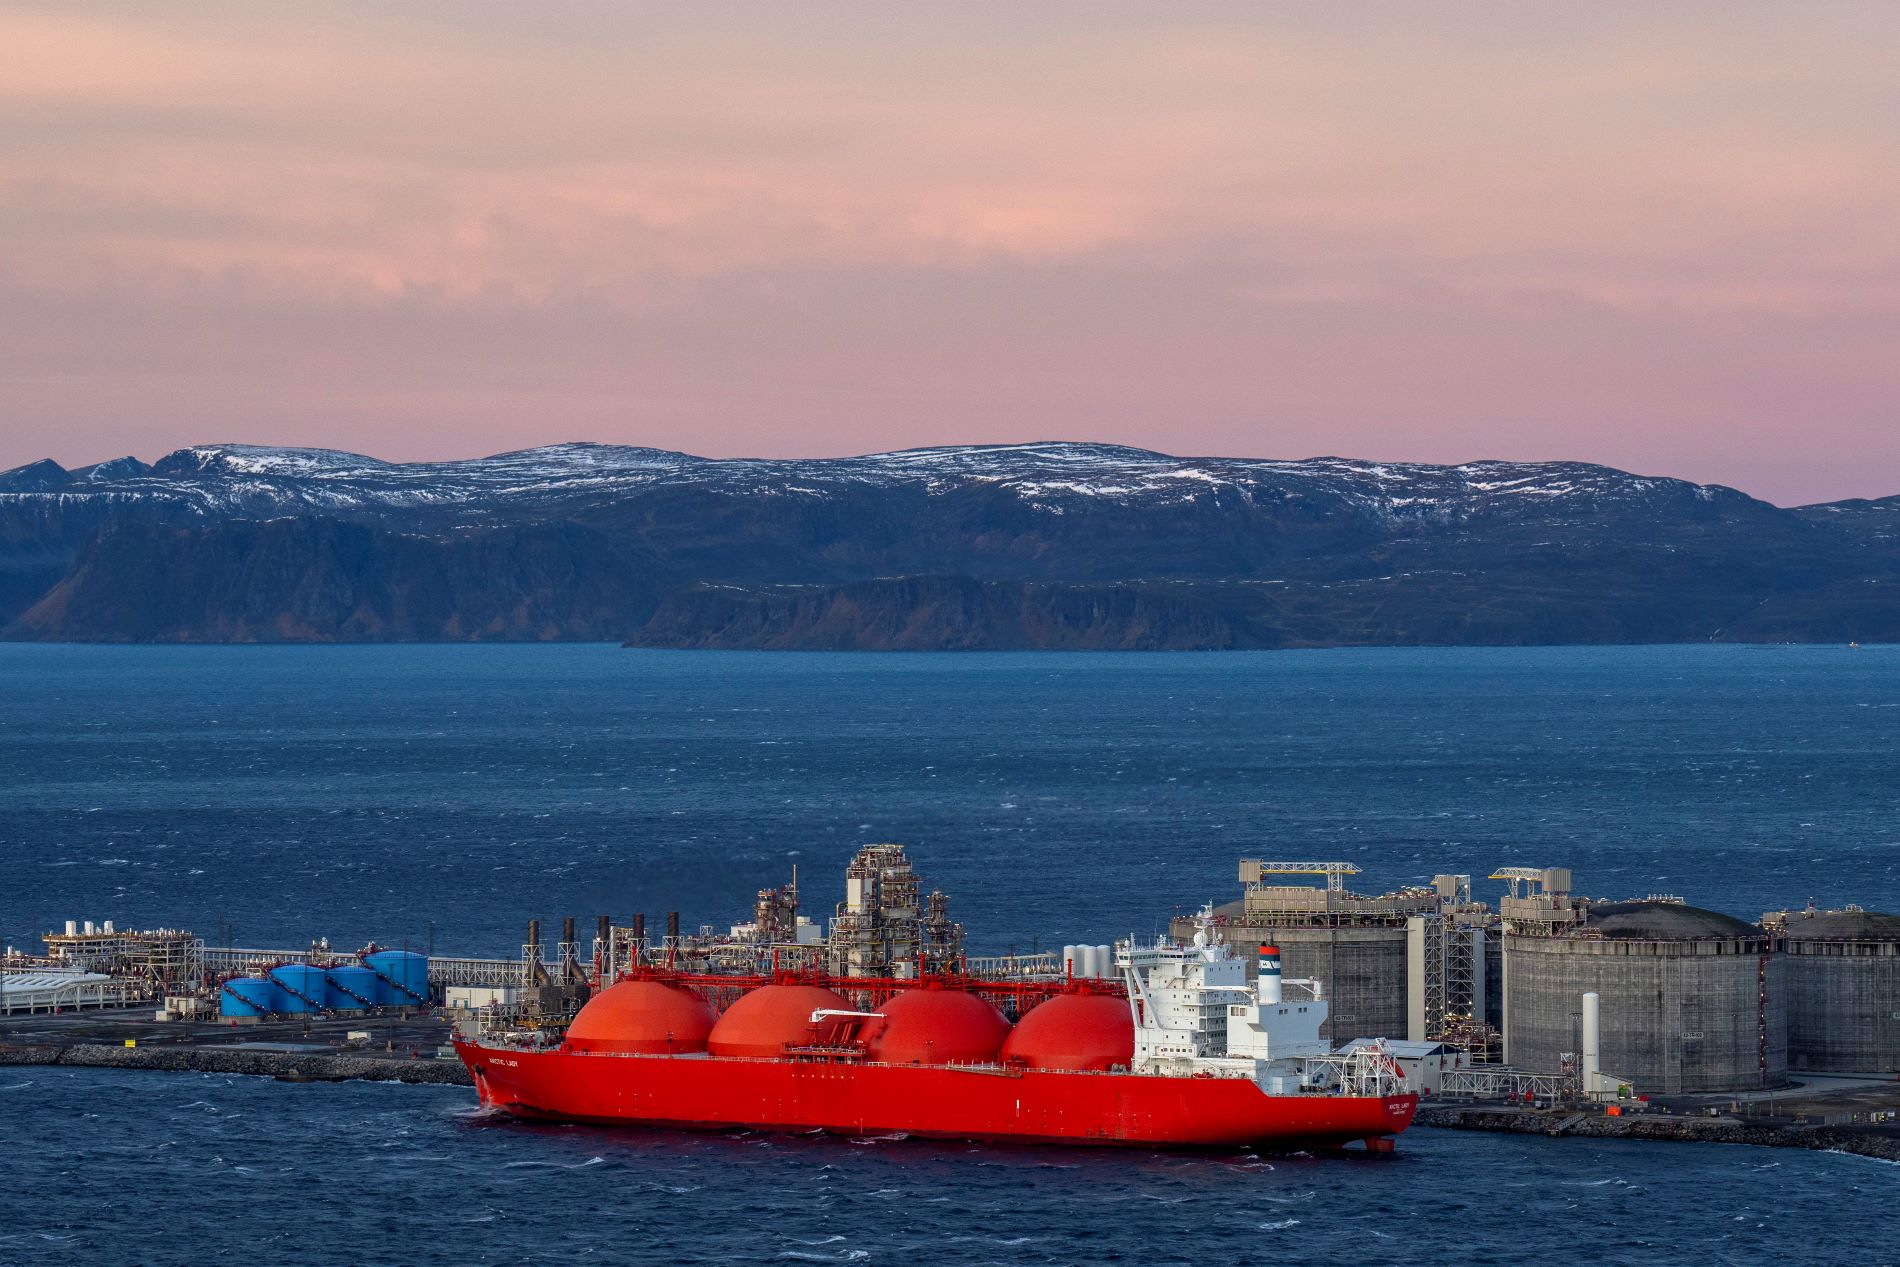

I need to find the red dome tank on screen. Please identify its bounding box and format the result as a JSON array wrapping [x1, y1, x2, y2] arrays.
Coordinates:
[[1000, 993, 1134, 1072], [707, 984, 853, 1058], [565, 980, 716, 1055], [864, 988, 1011, 1065]]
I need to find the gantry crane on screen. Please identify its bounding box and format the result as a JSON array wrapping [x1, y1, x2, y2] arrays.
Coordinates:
[[1488, 866, 1570, 899], [1238, 860, 1362, 892]]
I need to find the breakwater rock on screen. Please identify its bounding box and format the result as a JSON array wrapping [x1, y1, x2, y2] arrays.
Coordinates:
[[1417, 1104, 1900, 1162], [0, 1042, 473, 1086]]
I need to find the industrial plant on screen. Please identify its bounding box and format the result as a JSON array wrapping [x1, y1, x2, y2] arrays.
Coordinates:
[[1174, 859, 1899, 1098], [5, 845, 1899, 1114]]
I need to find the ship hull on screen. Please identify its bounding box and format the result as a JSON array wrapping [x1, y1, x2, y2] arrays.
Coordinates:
[[455, 1040, 1417, 1150]]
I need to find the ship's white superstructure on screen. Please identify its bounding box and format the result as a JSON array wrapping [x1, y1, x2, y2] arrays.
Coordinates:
[[1120, 906, 1404, 1097]]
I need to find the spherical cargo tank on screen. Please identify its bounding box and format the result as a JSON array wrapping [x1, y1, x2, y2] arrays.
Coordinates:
[[268, 964, 329, 1013], [323, 965, 380, 1010], [1504, 901, 1786, 1094], [1777, 909, 1900, 1072], [864, 988, 1011, 1066], [707, 984, 852, 1058], [1000, 992, 1134, 1071], [364, 950, 429, 1006], [220, 976, 276, 1018], [567, 981, 716, 1055]]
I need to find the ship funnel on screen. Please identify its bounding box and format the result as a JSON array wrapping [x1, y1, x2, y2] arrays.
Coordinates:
[[1257, 944, 1282, 1005]]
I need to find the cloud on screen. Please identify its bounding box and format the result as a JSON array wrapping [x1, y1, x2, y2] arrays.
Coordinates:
[[0, 2, 1896, 502]]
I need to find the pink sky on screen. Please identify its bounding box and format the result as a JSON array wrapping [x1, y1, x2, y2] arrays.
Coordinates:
[[2, 2, 1896, 504]]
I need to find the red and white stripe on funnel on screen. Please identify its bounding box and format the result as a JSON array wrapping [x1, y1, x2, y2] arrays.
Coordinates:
[[1256, 944, 1282, 1005]]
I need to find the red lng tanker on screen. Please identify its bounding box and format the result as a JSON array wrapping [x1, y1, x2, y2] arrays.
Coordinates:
[[455, 918, 1417, 1151]]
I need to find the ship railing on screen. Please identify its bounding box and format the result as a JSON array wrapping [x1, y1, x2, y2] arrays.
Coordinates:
[[780, 1044, 868, 1060], [550, 1049, 1162, 1077]]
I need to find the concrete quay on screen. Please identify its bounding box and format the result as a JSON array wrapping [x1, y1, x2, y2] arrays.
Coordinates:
[[1416, 1100, 1900, 1162]]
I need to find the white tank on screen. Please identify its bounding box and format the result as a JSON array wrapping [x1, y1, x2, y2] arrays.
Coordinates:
[[65, 920, 78, 936], [1062, 944, 1080, 978], [82, 920, 96, 935], [1582, 991, 1601, 1096], [103, 920, 116, 934], [1093, 945, 1111, 979]]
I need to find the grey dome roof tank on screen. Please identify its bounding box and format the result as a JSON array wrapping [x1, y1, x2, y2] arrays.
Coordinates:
[[1778, 910, 1900, 941], [1581, 901, 1758, 939]]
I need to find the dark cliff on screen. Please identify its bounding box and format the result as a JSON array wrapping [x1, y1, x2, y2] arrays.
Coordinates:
[[1, 442, 1894, 647]]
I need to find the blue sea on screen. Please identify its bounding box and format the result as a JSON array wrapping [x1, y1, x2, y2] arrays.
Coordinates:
[[3, 645, 1897, 1264]]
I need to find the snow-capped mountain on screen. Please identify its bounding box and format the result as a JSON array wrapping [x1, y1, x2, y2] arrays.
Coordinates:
[[0, 442, 1891, 646], [1, 440, 1755, 524]]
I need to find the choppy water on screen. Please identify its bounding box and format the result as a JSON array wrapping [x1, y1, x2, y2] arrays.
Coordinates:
[[4, 1067, 1893, 1266], [3, 644, 1898, 1263]]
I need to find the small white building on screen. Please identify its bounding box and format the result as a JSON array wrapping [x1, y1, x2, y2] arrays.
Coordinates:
[[444, 985, 520, 1011], [1338, 1038, 1470, 1096]]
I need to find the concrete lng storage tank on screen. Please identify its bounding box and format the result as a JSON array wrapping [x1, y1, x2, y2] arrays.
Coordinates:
[[1504, 900, 1786, 1093], [1768, 908, 1900, 1073], [1177, 863, 1435, 1042]]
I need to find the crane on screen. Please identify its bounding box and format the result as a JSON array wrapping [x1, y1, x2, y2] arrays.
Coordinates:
[[1489, 866, 1567, 898], [1238, 860, 1361, 893]]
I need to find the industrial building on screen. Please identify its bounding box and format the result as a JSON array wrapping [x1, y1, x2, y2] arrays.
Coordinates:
[[1765, 906, 1900, 1073], [1174, 862, 1501, 1050], [43, 920, 202, 993], [1501, 870, 1786, 1093], [826, 844, 965, 977], [0, 969, 142, 1016], [3, 848, 977, 1031], [1177, 859, 1900, 1094], [12, 850, 1898, 1098], [1337, 1038, 1472, 1096]]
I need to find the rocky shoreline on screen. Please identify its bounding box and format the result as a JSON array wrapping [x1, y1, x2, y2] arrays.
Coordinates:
[[1416, 1104, 1900, 1162], [0, 1042, 473, 1086]]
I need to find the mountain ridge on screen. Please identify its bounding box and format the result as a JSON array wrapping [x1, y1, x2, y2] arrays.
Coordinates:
[[1, 442, 1893, 646]]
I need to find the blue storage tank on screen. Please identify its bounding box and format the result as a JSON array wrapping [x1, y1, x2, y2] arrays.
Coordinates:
[[269, 964, 329, 1014], [220, 976, 276, 1018], [324, 965, 379, 1010], [364, 950, 429, 1006]]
